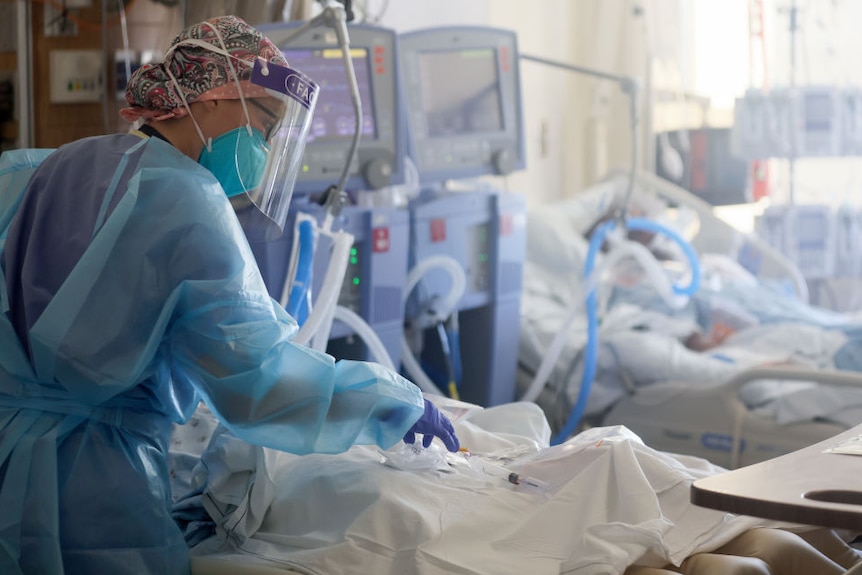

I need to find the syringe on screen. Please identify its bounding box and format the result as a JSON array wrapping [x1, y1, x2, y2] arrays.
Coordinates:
[[475, 458, 551, 496], [505, 471, 551, 493]]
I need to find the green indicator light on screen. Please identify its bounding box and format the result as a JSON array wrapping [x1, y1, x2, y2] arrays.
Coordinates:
[[302, 164, 309, 173], [352, 277, 360, 285], [351, 247, 358, 255], [350, 257, 358, 264], [479, 253, 488, 262]]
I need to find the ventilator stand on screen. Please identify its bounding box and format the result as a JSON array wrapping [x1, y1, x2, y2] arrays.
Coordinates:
[[518, 54, 644, 437], [270, 0, 362, 347], [519, 53, 641, 224], [778, 0, 801, 205], [276, 0, 361, 212], [318, 0, 354, 22]]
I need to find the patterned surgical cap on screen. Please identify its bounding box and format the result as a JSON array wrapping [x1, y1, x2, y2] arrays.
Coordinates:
[[120, 15, 289, 122]]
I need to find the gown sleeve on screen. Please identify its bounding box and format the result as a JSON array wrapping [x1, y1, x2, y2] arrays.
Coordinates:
[[24, 139, 424, 454]]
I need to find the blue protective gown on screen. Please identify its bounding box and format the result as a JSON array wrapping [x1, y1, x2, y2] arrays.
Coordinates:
[[0, 134, 424, 574]]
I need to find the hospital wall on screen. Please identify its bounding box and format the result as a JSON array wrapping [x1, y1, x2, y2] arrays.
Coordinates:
[[5, 0, 658, 207], [381, 0, 862, 212], [13, 0, 862, 212], [379, 0, 648, 207], [371, 0, 743, 210]]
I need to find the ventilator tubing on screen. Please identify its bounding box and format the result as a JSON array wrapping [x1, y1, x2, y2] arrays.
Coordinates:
[[332, 305, 396, 371], [283, 216, 397, 369], [281, 215, 317, 325], [294, 228, 354, 349], [547, 217, 701, 445], [519, 220, 693, 404], [401, 255, 467, 396]]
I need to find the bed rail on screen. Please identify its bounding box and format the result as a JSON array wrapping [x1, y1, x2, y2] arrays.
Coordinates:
[[721, 365, 862, 469]]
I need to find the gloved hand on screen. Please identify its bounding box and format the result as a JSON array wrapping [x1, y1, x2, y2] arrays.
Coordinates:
[[403, 399, 460, 452]]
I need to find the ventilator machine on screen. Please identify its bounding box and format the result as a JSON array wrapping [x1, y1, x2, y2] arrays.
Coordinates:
[[250, 20, 412, 367], [398, 26, 527, 406], [248, 21, 528, 408]]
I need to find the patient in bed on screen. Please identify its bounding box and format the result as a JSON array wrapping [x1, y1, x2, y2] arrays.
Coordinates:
[[519, 174, 862, 436], [628, 527, 859, 574], [172, 398, 861, 575]]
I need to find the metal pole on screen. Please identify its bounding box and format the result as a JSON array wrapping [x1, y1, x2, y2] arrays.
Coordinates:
[[15, 0, 32, 148], [520, 52, 641, 219], [788, 0, 798, 204]]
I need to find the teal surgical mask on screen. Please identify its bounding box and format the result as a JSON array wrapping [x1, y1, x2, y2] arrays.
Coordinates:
[[163, 33, 317, 240], [198, 126, 270, 197]]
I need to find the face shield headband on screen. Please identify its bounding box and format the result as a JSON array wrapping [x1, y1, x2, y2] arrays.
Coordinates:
[[228, 59, 319, 242]]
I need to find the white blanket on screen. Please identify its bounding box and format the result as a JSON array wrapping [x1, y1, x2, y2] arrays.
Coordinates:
[[182, 399, 787, 575]]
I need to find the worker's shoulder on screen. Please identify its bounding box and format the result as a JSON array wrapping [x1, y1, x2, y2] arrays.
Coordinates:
[[133, 136, 214, 182], [36, 133, 142, 174], [56, 132, 135, 154], [0, 148, 55, 173], [52, 133, 211, 188], [129, 138, 232, 222]]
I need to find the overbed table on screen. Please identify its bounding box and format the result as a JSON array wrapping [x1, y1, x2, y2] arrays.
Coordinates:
[[691, 423, 862, 574]]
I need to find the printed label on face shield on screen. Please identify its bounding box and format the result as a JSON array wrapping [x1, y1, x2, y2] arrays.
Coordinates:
[[285, 73, 317, 109], [251, 60, 319, 110]]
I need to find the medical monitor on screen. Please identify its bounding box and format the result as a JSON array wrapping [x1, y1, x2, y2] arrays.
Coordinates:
[[258, 22, 405, 195], [399, 26, 525, 183]]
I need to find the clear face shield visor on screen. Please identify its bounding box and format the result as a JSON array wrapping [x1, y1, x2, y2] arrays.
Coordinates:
[[229, 59, 319, 241]]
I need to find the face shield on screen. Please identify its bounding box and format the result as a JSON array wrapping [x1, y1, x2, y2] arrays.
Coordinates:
[[229, 59, 319, 241]]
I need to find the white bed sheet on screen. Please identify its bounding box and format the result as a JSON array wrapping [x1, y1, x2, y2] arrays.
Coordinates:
[[174, 399, 790, 575], [191, 554, 307, 575]]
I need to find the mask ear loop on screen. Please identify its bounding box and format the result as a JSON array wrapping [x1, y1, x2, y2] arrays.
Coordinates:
[[160, 30, 261, 151], [201, 21, 255, 138], [162, 61, 212, 153]]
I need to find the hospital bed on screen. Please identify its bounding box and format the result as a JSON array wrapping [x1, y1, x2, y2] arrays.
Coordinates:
[[603, 365, 862, 469], [174, 399, 801, 575], [517, 170, 862, 469], [178, 174, 862, 574]]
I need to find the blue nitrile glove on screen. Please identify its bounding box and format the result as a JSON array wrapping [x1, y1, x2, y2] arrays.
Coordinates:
[[403, 399, 460, 452]]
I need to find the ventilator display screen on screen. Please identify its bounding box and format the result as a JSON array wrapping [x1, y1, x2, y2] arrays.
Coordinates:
[[418, 49, 503, 137], [284, 48, 377, 142]]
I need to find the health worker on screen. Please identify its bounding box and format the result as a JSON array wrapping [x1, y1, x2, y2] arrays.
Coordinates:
[[0, 15, 458, 575]]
